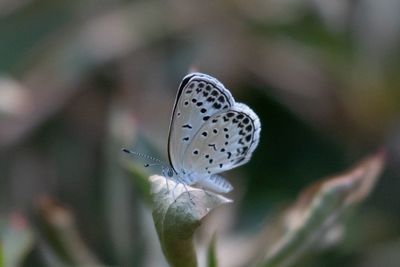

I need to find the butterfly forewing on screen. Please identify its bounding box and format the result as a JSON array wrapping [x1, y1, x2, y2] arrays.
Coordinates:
[[183, 103, 261, 179], [167, 73, 234, 175]]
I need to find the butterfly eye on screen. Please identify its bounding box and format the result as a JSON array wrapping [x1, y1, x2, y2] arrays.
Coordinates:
[[167, 169, 174, 178]]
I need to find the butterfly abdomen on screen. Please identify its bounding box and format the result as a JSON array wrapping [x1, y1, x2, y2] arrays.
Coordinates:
[[196, 174, 233, 193]]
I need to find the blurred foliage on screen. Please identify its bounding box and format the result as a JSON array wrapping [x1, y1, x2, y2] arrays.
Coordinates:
[[0, 213, 34, 267], [207, 234, 218, 267], [0, 0, 399, 266]]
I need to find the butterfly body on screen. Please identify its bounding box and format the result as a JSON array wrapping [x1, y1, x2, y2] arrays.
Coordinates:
[[166, 73, 261, 193]]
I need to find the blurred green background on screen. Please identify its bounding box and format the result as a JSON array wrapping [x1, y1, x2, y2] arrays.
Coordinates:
[[0, 0, 399, 266]]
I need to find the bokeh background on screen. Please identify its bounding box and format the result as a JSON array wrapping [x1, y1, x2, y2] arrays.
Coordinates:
[[0, 0, 399, 266]]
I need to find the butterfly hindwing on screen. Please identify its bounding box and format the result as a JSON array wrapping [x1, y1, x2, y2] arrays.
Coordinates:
[[183, 103, 261, 181]]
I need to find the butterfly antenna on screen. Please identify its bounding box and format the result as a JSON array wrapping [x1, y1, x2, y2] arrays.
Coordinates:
[[122, 148, 165, 165], [122, 148, 174, 173], [122, 148, 175, 191], [144, 163, 162, 168]]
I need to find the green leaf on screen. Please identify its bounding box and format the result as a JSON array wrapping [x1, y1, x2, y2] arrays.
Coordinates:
[[261, 150, 385, 267], [0, 240, 4, 267], [1, 213, 34, 267], [150, 175, 232, 267], [207, 234, 218, 267], [123, 157, 152, 204]]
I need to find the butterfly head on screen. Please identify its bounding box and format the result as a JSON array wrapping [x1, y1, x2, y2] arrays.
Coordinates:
[[164, 166, 175, 179]]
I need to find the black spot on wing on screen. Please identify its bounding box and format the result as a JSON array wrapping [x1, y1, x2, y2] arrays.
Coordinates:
[[208, 144, 217, 151], [211, 90, 219, 97], [182, 124, 192, 129], [245, 135, 252, 142], [212, 102, 222, 109]]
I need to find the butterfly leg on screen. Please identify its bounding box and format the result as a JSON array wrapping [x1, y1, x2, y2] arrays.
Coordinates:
[[161, 167, 171, 191], [171, 177, 194, 204], [182, 183, 195, 205], [201, 187, 212, 197], [165, 177, 170, 192], [171, 181, 180, 202]]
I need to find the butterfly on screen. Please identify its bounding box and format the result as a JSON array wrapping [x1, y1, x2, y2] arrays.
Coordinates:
[[124, 73, 261, 194]]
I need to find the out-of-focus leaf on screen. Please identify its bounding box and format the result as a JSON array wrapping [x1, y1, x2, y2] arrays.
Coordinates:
[[261, 150, 385, 267], [207, 234, 218, 267], [1, 213, 34, 267], [122, 156, 152, 204], [36, 197, 103, 266], [0, 242, 3, 267], [150, 175, 232, 267]]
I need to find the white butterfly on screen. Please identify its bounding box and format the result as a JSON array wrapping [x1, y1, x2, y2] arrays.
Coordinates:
[[125, 73, 261, 194]]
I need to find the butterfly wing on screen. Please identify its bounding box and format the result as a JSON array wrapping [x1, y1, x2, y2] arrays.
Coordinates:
[[167, 73, 234, 175], [182, 103, 261, 181]]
